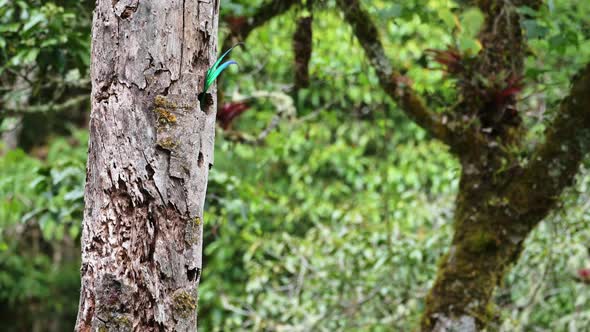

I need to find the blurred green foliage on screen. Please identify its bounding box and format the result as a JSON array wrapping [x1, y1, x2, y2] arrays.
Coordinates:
[[1, 0, 590, 331], [0, 129, 86, 331], [0, 0, 92, 150], [0, 0, 90, 76]]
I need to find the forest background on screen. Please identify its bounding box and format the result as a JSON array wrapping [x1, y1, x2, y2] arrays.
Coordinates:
[[1, 0, 589, 331]]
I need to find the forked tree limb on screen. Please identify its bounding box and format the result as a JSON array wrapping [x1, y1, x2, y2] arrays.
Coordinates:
[[420, 62, 590, 332]]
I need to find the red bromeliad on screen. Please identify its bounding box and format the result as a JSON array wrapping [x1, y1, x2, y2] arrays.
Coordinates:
[[489, 75, 524, 120], [494, 75, 524, 106], [217, 101, 251, 129], [425, 47, 463, 74], [578, 268, 590, 284]]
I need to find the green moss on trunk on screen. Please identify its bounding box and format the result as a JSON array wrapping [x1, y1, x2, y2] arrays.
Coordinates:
[[420, 169, 538, 331]]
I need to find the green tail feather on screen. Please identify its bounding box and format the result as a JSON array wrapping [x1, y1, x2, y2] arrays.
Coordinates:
[[199, 44, 242, 106]]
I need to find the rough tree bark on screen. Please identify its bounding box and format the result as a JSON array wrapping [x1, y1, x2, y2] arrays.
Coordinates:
[[76, 1, 220, 331], [336, 0, 590, 331]]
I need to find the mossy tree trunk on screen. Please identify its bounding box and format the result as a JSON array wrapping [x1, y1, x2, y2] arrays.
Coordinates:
[[336, 0, 590, 331], [421, 63, 590, 330], [75, 1, 220, 331], [421, 168, 540, 330]]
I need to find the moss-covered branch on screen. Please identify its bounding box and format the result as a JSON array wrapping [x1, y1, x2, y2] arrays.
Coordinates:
[[506, 63, 590, 215], [335, 0, 452, 145]]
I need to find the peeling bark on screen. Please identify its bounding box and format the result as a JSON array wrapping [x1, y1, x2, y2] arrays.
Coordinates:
[[75, 1, 220, 331]]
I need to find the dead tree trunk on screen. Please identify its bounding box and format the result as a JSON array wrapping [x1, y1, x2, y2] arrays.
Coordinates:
[[76, 1, 220, 331]]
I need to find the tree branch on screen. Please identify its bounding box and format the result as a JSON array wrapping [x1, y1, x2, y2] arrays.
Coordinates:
[[1, 95, 89, 117], [335, 0, 452, 145], [293, 0, 314, 90], [222, 0, 299, 52], [218, 0, 299, 108], [507, 63, 590, 215]]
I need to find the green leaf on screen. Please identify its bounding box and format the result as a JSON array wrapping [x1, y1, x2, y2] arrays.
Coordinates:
[[522, 19, 548, 39], [63, 188, 84, 201], [517, 6, 539, 17], [457, 35, 482, 55], [439, 9, 456, 29], [22, 12, 46, 32], [23, 48, 40, 63], [40, 38, 59, 47], [460, 8, 484, 38], [0, 23, 20, 33], [525, 67, 549, 80]]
